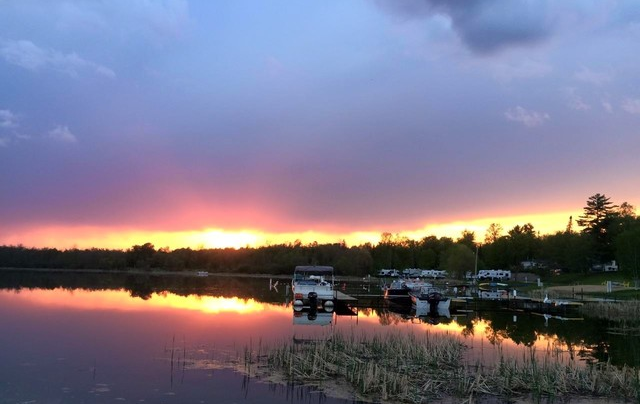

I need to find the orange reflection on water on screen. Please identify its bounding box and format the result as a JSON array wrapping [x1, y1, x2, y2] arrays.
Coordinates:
[[152, 292, 288, 315], [3, 288, 589, 363], [427, 317, 588, 364], [6, 288, 289, 317], [361, 311, 589, 365]]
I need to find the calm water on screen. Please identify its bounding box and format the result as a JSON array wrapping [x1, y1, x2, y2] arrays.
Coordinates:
[[1, 271, 638, 404]]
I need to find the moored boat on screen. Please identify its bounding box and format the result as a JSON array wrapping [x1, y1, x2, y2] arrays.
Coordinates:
[[292, 266, 335, 311], [410, 285, 451, 312], [383, 278, 433, 299]]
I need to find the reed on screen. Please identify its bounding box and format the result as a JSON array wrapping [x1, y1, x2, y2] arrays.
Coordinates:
[[247, 331, 640, 403], [488, 354, 640, 401], [262, 331, 465, 402], [580, 301, 640, 321]]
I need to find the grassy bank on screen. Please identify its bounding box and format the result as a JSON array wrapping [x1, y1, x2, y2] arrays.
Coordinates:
[[243, 331, 640, 403]]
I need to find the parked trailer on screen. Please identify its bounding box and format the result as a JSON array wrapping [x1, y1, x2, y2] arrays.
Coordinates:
[[476, 269, 511, 281], [402, 268, 422, 277], [420, 269, 447, 279], [378, 269, 400, 277]]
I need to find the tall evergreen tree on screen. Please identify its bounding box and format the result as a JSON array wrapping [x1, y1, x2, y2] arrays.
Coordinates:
[[577, 193, 617, 263], [577, 193, 616, 235], [565, 216, 573, 234]]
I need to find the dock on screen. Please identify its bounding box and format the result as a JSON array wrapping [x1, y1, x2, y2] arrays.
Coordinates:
[[450, 295, 583, 316], [334, 290, 358, 303], [333, 291, 359, 316]]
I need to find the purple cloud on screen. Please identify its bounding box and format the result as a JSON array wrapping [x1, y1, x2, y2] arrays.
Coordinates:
[[505, 106, 550, 127], [0, 39, 115, 78], [375, 0, 554, 54]]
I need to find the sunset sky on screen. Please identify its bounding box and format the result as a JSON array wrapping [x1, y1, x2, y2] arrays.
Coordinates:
[[1, 1, 639, 250]]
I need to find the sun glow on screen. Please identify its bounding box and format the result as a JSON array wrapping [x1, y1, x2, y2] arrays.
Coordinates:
[[195, 230, 260, 249]]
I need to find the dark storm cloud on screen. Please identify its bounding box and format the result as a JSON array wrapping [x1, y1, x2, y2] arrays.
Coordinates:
[[375, 0, 554, 54]]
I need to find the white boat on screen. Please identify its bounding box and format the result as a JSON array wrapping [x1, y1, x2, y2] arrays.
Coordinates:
[[292, 266, 335, 310], [404, 278, 432, 291], [410, 286, 451, 311], [478, 282, 509, 300]]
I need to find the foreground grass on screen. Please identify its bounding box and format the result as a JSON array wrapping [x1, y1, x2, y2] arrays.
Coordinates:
[[244, 332, 640, 403]]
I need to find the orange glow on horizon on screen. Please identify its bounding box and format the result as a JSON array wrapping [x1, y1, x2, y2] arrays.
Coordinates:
[[1, 210, 587, 250]]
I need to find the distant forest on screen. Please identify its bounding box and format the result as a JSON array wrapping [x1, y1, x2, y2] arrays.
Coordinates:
[[2, 194, 639, 279]]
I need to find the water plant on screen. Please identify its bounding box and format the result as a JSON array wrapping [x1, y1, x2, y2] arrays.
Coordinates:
[[244, 331, 640, 403]]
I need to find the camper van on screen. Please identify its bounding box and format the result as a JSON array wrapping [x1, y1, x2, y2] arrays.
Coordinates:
[[378, 269, 400, 277], [476, 269, 511, 281], [402, 268, 422, 277], [420, 269, 447, 279]]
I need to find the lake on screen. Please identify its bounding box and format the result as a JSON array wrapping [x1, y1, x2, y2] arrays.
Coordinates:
[[1, 270, 638, 403]]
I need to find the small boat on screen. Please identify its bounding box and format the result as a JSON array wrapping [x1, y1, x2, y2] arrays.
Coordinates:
[[383, 278, 432, 299], [292, 265, 335, 311], [478, 282, 509, 300], [196, 271, 209, 277], [410, 285, 451, 312]]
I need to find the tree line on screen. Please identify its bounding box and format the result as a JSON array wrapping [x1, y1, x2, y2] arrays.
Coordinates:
[[1, 194, 638, 279]]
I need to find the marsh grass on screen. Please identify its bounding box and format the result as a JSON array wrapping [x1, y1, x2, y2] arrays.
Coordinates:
[[244, 331, 640, 403], [580, 301, 640, 321], [251, 331, 464, 402], [580, 301, 640, 336]]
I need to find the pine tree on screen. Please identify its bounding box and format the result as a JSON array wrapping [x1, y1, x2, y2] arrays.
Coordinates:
[[565, 216, 573, 234], [577, 193, 616, 235], [577, 193, 617, 263]]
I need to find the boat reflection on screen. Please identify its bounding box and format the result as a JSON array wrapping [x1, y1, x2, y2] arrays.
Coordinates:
[[381, 298, 454, 325], [414, 305, 451, 323], [293, 309, 333, 326], [290, 295, 355, 327]]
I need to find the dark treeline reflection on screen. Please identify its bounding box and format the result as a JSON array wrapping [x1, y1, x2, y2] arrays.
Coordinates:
[[377, 302, 640, 368], [472, 311, 637, 366], [0, 270, 283, 302]]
